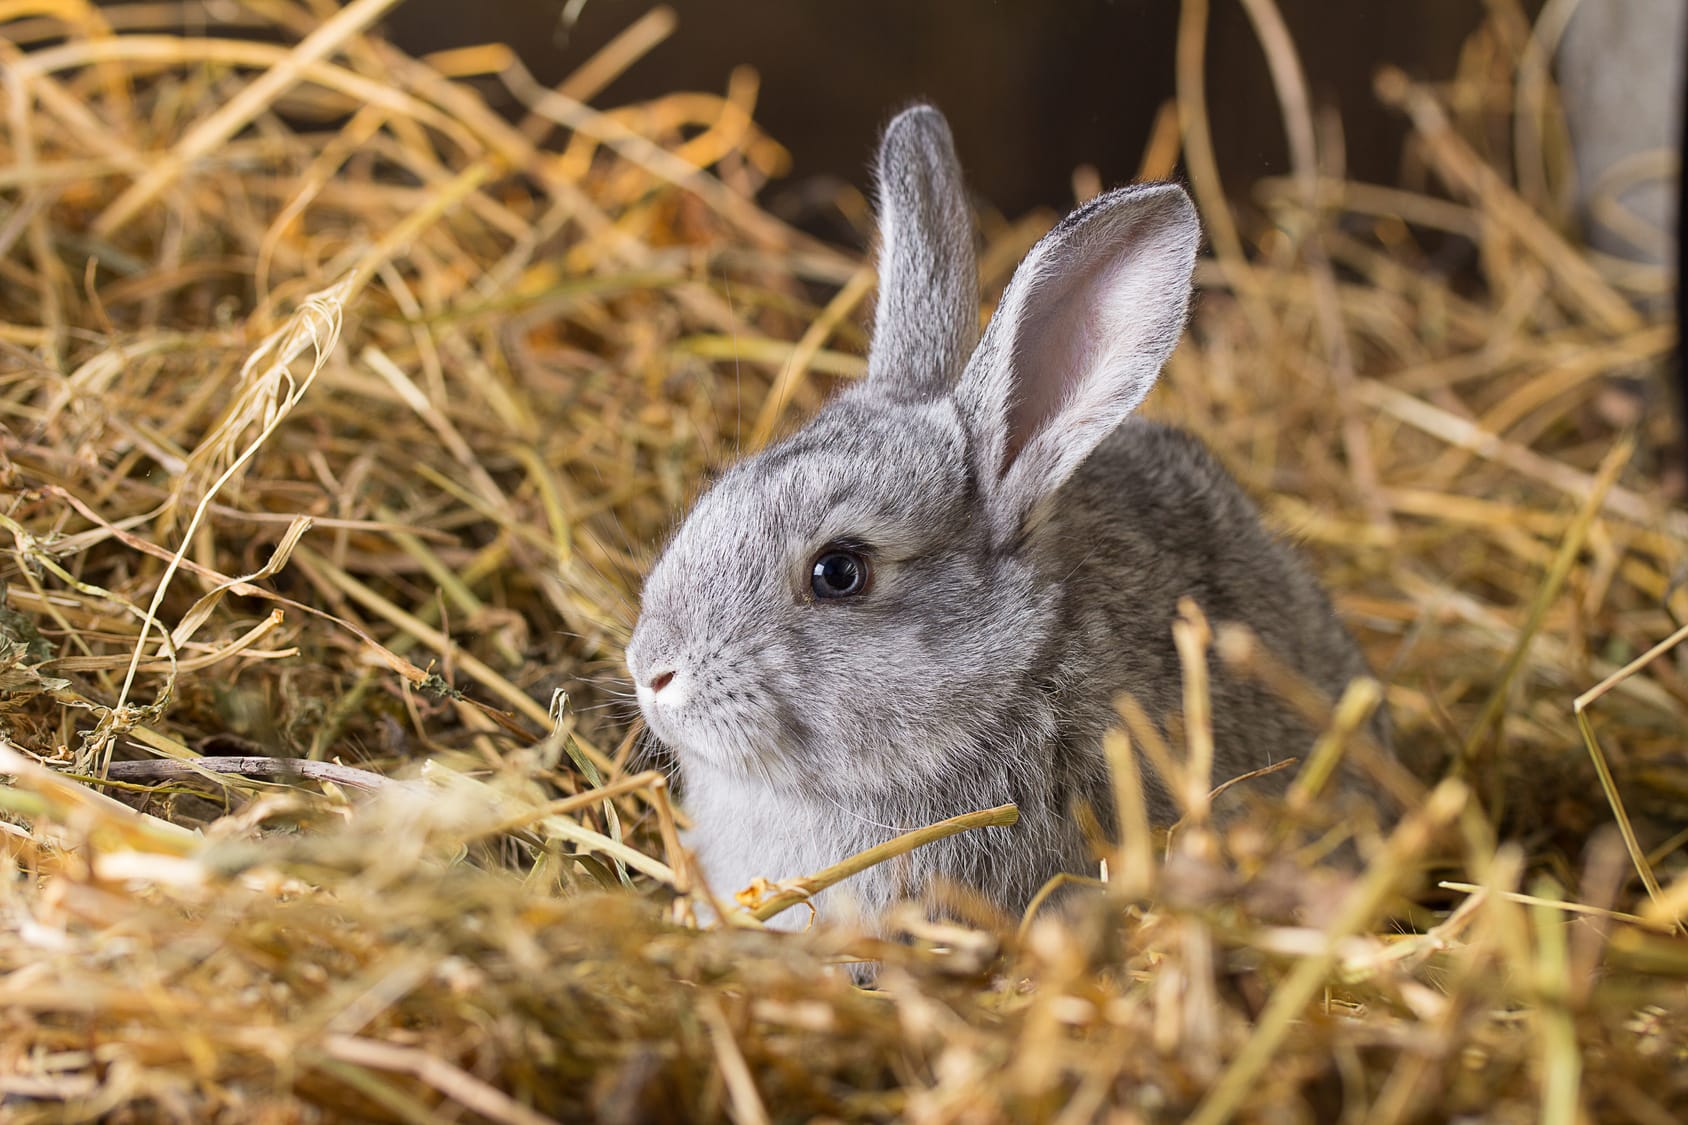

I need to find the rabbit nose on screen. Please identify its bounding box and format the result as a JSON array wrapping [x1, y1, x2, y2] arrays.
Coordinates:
[[641, 667, 688, 707]]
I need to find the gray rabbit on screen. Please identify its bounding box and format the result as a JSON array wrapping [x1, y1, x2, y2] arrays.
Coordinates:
[[625, 105, 1386, 934]]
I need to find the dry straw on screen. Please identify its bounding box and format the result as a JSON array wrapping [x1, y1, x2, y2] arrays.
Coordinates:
[[1, 0, 1685, 1121]]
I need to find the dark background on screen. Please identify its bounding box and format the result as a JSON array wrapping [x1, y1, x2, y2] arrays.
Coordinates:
[[385, 1, 1493, 219]]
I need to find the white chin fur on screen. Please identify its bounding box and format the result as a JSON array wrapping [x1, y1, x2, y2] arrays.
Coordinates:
[[640, 707, 748, 773]]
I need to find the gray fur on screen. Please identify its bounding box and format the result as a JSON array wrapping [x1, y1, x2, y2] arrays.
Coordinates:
[[624, 105, 1387, 937]]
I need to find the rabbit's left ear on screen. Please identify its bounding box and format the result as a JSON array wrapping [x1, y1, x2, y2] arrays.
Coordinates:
[[867, 105, 979, 400], [955, 183, 1201, 543]]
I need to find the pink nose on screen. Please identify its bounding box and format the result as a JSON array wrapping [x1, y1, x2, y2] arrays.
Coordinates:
[[648, 669, 675, 693]]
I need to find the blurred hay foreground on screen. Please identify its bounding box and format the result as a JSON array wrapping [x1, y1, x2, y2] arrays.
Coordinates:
[[1, 0, 1687, 1121]]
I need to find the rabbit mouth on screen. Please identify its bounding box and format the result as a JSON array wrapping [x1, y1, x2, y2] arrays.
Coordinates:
[[640, 684, 826, 782], [638, 688, 757, 770]]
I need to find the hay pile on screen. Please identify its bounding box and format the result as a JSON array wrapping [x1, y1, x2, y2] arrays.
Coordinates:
[[2, 1, 1685, 1121]]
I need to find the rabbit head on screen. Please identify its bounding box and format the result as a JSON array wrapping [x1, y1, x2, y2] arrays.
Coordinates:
[[626, 106, 1201, 801]]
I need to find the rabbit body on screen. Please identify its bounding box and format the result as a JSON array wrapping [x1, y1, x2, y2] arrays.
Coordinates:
[[626, 106, 1385, 932]]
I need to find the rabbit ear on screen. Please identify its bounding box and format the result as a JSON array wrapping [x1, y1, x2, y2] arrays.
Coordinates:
[[866, 105, 979, 400], [955, 183, 1201, 542]]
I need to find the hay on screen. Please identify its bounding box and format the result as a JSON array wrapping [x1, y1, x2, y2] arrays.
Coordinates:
[[1, 0, 1685, 1121]]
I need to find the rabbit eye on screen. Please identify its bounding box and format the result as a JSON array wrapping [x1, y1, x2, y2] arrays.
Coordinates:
[[810, 548, 870, 600]]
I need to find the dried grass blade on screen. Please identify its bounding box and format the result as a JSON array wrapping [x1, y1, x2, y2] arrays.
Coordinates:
[[92, 0, 408, 234], [319, 1034, 563, 1125], [1173, 598, 1216, 822], [1530, 876, 1584, 1125], [0, 739, 198, 852], [1459, 432, 1633, 769], [169, 519, 312, 651], [748, 264, 875, 450], [1575, 707, 1668, 911], [1103, 724, 1155, 898], [743, 804, 1020, 923]]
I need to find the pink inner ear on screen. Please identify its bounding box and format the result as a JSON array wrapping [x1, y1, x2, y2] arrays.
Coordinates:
[[1001, 260, 1110, 470]]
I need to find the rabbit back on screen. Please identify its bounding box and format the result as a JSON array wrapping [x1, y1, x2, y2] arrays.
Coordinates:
[[1036, 416, 1387, 826]]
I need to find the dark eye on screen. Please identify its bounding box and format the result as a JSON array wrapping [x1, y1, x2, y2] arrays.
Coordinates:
[[810, 548, 870, 600]]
